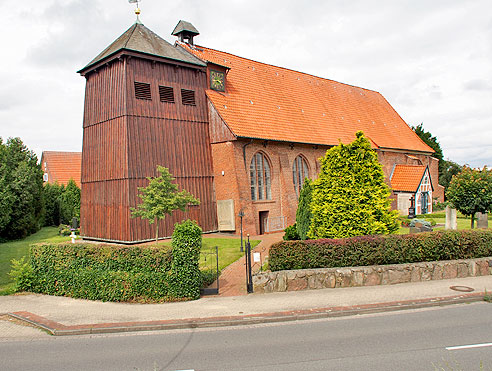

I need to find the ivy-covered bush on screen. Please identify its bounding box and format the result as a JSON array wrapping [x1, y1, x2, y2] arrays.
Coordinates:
[[283, 224, 299, 241], [169, 220, 203, 299], [269, 230, 492, 272]]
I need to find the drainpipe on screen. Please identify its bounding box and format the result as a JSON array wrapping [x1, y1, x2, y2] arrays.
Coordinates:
[[242, 139, 253, 170]]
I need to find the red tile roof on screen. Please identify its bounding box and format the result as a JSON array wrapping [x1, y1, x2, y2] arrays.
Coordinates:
[[40, 151, 82, 188], [390, 165, 426, 192], [181, 43, 433, 153]]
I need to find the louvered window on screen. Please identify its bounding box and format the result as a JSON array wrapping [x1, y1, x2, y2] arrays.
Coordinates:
[[159, 85, 174, 103], [134, 82, 151, 100], [181, 89, 196, 106]]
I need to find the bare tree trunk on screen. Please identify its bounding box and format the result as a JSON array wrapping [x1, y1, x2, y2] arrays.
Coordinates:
[[155, 218, 159, 242], [471, 214, 475, 229]]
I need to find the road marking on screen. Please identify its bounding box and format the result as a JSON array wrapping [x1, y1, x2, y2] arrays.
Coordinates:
[[446, 342, 492, 351]]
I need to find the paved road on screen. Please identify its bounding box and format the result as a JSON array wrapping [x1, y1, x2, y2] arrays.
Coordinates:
[[1, 302, 492, 370]]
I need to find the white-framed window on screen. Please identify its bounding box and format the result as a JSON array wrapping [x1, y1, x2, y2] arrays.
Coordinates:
[[250, 152, 271, 201], [43, 173, 48, 182]]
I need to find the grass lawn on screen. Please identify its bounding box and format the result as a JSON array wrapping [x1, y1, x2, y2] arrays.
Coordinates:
[[398, 212, 490, 234], [0, 228, 260, 295], [152, 238, 260, 272], [0, 227, 71, 294]]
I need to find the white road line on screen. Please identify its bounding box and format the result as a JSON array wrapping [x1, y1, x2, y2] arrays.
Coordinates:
[[446, 342, 492, 351]]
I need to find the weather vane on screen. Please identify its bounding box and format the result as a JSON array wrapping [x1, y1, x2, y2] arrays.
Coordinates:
[[128, 0, 141, 21]]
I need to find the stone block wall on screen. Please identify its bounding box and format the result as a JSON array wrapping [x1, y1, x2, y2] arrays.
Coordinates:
[[253, 257, 492, 293]]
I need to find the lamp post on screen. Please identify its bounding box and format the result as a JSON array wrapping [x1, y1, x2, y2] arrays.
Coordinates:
[[239, 210, 245, 252]]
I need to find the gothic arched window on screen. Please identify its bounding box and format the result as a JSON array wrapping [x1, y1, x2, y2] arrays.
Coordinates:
[[250, 152, 271, 201], [293, 155, 309, 197]]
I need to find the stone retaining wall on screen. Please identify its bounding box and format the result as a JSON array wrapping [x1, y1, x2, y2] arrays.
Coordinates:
[[253, 257, 492, 293]]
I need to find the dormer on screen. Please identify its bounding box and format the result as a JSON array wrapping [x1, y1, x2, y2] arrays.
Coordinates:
[[172, 20, 199, 45]]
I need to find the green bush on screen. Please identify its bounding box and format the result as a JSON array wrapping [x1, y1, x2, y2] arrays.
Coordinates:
[[296, 179, 313, 240], [29, 243, 173, 302], [283, 224, 299, 241], [169, 220, 203, 300], [8, 257, 34, 292], [269, 230, 492, 271]]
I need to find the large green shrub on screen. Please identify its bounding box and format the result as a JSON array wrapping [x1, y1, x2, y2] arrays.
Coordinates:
[[296, 179, 313, 240], [169, 220, 203, 299], [283, 224, 300, 241], [309, 132, 399, 239], [59, 179, 81, 225], [43, 182, 64, 226], [29, 243, 173, 302], [269, 230, 492, 271], [0, 137, 43, 240]]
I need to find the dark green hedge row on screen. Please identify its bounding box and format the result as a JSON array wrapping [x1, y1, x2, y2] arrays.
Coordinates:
[[269, 230, 492, 272], [30, 243, 174, 302]]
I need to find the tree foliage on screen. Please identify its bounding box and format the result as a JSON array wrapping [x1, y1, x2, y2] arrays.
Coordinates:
[[0, 137, 43, 240], [59, 179, 81, 225], [439, 160, 463, 191], [43, 183, 64, 226], [413, 123, 443, 164], [131, 166, 200, 241], [295, 178, 313, 240], [308, 131, 399, 239], [446, 166, 492, 228]]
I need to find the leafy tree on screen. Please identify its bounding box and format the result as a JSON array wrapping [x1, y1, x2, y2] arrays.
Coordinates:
[[413, 123, 444, 165], [295, 178, 313, 240], [0, 137, 43, 240], [43, 183, 64, 226], [439, 160, 463, 191], [131, 166, 200, 242], [59, 179, 80, 225], [308, 131, 399, 239], [446, 166, 492, 228]]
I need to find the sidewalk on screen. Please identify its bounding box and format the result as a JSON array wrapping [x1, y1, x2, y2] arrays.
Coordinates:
[[1, 275, 491, 337]]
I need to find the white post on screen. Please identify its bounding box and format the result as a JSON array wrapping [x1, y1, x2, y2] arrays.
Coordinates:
[[445, 205, 457, 230]]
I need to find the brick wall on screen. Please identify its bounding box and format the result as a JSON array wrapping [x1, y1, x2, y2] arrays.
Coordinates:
[[211, 140, 442, 235]]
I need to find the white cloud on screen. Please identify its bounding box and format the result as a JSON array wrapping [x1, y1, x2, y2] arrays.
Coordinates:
[[0, 0, 490, 169]]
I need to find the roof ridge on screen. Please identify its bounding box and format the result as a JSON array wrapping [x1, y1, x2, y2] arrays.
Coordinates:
[[193, 44, 382, 95]]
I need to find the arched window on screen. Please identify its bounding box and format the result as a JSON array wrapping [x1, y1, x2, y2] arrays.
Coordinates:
[[250, 152, 271, 200], [293, 155, 309, 197]]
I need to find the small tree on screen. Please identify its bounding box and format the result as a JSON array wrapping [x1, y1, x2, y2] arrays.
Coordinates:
[[446, 166, 492, 228], [296, 178, 313, 240], [131, 166, 200, 242], [59, 179, 80, 225], [309, 131, 399, 239], [43, 182, 64, 226]]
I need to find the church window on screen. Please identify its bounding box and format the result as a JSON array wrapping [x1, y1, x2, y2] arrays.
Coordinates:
[[250, 152, 271, 201], [159, 86, 175, 103], [181, 89, 196, 105], [134, 82, 151, 100], [293, 155, 309, 197]]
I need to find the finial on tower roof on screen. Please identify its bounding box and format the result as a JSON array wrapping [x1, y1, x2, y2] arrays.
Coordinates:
[[128, 0, 142, 24]]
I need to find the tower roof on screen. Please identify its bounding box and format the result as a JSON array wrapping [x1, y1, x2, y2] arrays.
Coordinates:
[[172, 20, 199, 36], [78, 22, 205, 74]]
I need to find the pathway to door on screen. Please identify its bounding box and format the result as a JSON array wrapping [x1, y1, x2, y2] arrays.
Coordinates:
[[203, 232, 284, 297]]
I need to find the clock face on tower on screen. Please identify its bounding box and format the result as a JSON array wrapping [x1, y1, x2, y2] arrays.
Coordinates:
[[210, 70, 225, 92]]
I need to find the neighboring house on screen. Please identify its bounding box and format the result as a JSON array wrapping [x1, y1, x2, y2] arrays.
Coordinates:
[[77, 19, 443, 243], [40, 151, 82, 188], [390, 165, 434, 215]]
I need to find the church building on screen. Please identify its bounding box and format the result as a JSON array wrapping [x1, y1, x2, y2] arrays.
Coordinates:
[[78, 17, 443, 243]]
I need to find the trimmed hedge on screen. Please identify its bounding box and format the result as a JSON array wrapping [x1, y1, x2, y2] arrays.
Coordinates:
[[30, 243, 173, 302], [28, 219, 207, 302], [269, 230, 492, 272]]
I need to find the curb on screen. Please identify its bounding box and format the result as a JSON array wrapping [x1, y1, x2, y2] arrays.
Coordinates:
[[6, 292, 486, 336]]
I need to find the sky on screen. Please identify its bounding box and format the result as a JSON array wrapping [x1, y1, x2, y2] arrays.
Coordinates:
[[0, 0, 491, 168]]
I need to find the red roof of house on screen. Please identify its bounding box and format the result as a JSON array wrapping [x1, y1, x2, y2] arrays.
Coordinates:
[[40, 151, 82, 188], [390, 165, 427, 192], [181, 43, 433, 153]]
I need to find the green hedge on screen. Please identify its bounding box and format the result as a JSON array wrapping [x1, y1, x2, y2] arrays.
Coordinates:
[[30, 243, 173, 302], [269, 230, 492, 272]]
